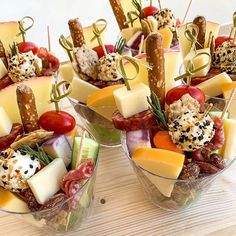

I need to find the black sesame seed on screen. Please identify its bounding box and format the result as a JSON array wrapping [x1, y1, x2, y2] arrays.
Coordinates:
[[24, 170, 28, 175], [29, 164, 33, 169], [3, 165, 8, 170]]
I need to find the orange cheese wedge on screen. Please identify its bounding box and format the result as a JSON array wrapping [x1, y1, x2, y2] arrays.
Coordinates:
[[87, 84, 123, 121], [132, 148, 185, 197]]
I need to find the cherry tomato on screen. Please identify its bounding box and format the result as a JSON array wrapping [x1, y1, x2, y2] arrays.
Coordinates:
[[92, 45, 115, 58], [18, 42, 38, 55], [166, 85, 205, 105], [215, 35, 231, 48], [143, 6, 158, 17], [39, 111, 76, 134]]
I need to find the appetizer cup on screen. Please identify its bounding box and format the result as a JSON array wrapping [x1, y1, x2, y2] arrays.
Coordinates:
[[0, 125, 98, 234], [67, 95, 120, 147], [121, 132, 235, 211], [121, 95, 236, 211]]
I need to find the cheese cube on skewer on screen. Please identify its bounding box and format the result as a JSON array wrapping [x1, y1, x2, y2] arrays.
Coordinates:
[[0, 107, 12, 138], [0, 59, 8, 79]]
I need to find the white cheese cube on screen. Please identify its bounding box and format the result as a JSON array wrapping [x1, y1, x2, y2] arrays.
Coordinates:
[[42, 135, 72, 167], [184, 48, 211, 77], [60, 62, 75, 82], [197, 72, 232, 97], [0, 107, 12, 137], [27, 158, 68, 204], [70, 76, 100, 103], [0, 59, 7, 79], [113, 83, 150, 118]]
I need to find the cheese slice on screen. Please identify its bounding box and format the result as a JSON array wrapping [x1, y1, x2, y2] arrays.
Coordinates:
[[87, 84, 123, 121], [133, 148, 185, 197], [113, 83, 150, 118], [222, 119, 236, 160], [0, 188, 29, 213], [60, 62, 75, 82], [126, 51, 182, 93], [204, 21, 220, 48], [70, 76, 100, 104], [121, 27, 142, 42], [196, 72, 232, 97], [0, 21, 22, 53], [158, 28, 173, 49], [184, 48, 211, 77], [222, 81, 236, 119], [0, 59, 8, 79], [0, 76, 55, 123], [0, 107, 12, 137], [27, 158, 68, 204], [67, 24, 107, 49]]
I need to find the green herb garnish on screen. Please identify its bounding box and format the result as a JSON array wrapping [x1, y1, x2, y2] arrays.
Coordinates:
[[115, 37, 126, 54], [20, 144, 52, 165], [147, 92, 168, 130], [9, 42, 18, 57]]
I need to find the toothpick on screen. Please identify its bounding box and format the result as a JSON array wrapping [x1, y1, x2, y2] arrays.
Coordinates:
[[206, 31, 212, 48], [182, 0, 193, 24], [76, 130, 86, 168], [138, 35, 144, 55], [233, 28, 236, 44], [229, 27, 234, 39], [47, 25, 51, 52], [202, 103, 213, 118], [221, 89, 236, 119], [158, 0, 162, 11]]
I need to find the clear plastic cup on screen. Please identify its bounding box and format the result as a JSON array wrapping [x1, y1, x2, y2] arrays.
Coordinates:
[[121, 97, 236, 211], [0, 125, 98, 234]]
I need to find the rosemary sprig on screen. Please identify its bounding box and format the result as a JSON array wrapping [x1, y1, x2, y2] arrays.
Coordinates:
[[115, 37, 126, 54], [20, 144, 52, 165], [132, 0, 143, 16], [147, 92, 168, 130], [9, 42, 18, 57]]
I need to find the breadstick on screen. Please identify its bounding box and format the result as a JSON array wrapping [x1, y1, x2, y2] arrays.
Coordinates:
[[16, 85, 39, 133], [109, 0, 128, 30], [68, 18, 85, 47], [146, 32, 165, 109], [193, 16, 206, 49]]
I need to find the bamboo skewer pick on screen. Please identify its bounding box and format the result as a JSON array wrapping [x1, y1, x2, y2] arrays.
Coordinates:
[[221, 89, 236, 119], [158, 0, 162, 11], [182, 0, 193, 24], [202, 103, 213, 118], [47, 25, 51, 52]]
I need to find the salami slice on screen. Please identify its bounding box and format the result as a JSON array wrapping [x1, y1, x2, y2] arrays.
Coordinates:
[[0, 76, 14, 90], [112, 109, 156, 131]]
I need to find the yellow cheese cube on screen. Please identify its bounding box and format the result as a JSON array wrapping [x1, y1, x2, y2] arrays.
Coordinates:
[[222, 119, 236, 160], [184, 48, 211, 77], [0, 76, 55, 123], [87, 84, 123, 121], [204, 21, 220, 48], [196, 72, 232, 97], [121, 27, 142, 42], [133, 148, 185, 197], [0, 21, 22, 53], [113, 83, 150, 118], [0, 188, 29, 213], [0, 107, 12, 137], [222, 81, 236, 119], [70, 76, 100, 104], [158, 28, 173, 49], [60, 62, 75, 82], [0, 59, 8, 79], [27, 158, 68, 204]]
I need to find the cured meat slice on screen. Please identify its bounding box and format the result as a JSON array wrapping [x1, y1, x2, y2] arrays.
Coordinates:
[[112, 109, 156, 131]]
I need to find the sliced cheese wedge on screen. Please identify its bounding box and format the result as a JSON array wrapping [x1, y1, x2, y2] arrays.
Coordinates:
[[196, 72, 232, 97], [132, 148, 185, 197], [60, 62, 75, 82], [0, 59, 8, 79], [0, 76, 55, 123], [87, 84, 123, 121], [0, 188, 29, 213], [0, 107, 12, 137]]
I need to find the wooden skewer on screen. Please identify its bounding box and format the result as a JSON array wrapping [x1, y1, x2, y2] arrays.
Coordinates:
[[47, 25, 51, 52], [233, 28, 236, 45], [158, 0, 162, 11], [182, 0, 193, 24], [138, 35, 145, 55], [202, 103, 213, 118], [221, 89, 236, 119]]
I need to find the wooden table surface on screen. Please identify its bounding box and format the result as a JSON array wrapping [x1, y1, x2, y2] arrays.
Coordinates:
[[1, 143, 236, 236]]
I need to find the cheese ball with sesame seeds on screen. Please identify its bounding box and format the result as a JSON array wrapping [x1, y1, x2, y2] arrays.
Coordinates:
[[8, 51, 37, 82], [97, 53, 122, 81], [0, 149, 40, 192], [168, 111, 215, 151]]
